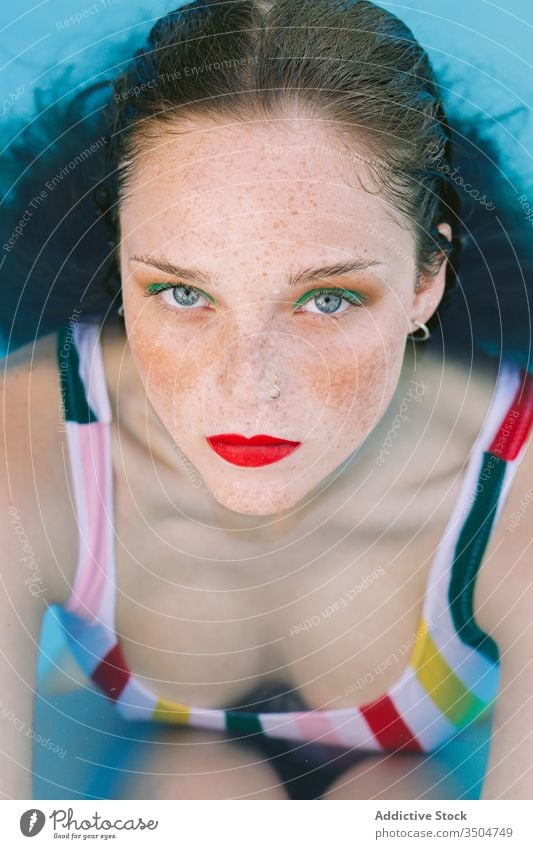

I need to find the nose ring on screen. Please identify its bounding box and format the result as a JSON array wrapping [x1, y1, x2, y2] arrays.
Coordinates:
[[269, 383, 281, 399]]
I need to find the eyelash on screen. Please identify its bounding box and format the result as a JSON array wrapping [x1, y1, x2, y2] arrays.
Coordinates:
[[142, 282, 368, 322]]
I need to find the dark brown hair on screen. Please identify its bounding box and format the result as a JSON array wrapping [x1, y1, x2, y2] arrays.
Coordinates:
[[99, 0, 460, 328]]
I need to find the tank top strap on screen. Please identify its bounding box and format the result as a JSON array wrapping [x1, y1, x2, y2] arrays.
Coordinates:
[[422, 360, 533, 665], [57, 320, 117, 651], [57, 319, 112, 425], [448, 361, 533, 659]]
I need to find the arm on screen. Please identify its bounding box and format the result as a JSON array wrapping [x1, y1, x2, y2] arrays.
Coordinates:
[[0, 399, 42, 797], [0, 527, 44, 799], [474, 434, 533, 799], [0, 334, 71, 798], [481, 625, 533, 799]]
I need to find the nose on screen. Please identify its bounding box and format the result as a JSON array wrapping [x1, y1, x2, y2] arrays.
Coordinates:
[[217, 330, 280, 409]]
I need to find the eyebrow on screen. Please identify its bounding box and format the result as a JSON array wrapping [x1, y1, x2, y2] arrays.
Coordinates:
[[129, 254, 383, 288]]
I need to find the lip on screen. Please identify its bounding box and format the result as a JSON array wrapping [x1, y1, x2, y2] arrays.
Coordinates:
[[205, 433, 302, 467]]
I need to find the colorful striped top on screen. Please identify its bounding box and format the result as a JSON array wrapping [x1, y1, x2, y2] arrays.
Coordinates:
[[55, 319, 533, 754]]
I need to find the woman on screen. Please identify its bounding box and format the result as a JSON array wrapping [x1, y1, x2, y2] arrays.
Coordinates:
[[1, 0, 532, 800]]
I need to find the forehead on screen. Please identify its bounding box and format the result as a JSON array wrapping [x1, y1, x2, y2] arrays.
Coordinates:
[[119, 118, 413, 266]]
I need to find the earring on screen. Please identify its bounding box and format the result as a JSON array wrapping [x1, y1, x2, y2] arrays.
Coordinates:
[[117, 303, 124, 318], [407, 320, 430, 342]]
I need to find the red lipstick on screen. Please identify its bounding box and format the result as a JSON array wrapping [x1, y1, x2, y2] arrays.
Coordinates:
[[205, 433, 301, 467]]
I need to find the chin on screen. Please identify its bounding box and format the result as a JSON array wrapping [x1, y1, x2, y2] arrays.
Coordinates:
[[210, 481, 303, 517]]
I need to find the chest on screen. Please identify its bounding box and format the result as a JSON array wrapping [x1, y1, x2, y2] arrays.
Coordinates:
[[112, 442, 467, 712]]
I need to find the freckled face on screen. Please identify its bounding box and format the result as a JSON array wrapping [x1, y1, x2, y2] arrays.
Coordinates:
[[119, 118, 420, 515]]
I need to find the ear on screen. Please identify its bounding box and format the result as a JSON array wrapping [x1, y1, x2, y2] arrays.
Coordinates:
[[409, 223, 452, 331]]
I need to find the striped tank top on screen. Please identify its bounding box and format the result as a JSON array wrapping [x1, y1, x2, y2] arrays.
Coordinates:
[[55, 319, 533, 754]]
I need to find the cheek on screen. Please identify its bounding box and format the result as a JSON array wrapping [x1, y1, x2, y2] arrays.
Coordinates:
[[126, 317, 213, 410], [301, 324, 403, 433]]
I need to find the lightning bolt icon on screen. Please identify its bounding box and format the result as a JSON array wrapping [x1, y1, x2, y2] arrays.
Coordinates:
[[28, 811, 38, 833]]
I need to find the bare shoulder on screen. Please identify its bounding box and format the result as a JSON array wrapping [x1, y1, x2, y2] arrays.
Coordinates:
[[1, 331, 78, 607]]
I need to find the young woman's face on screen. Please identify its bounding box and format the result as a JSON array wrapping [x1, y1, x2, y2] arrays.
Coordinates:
[[119, 116, 446, 515]]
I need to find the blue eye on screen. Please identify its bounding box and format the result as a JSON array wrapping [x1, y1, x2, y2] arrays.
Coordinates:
[[168, 286, 202, 307], [144, 282, 215, 311], [306, 292, 345, 314], [294, 287, 368, 318]]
